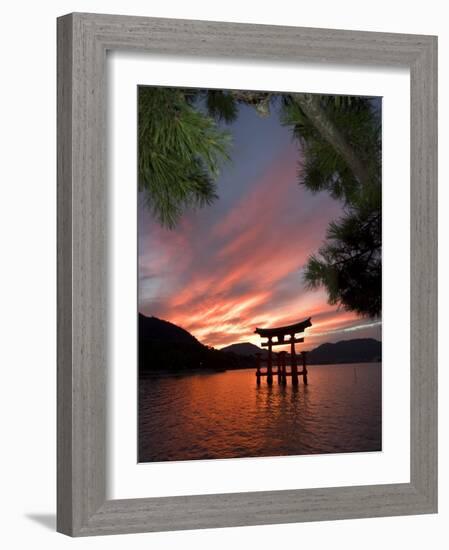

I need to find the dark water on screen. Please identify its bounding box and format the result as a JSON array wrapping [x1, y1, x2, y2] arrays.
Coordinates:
[[139, 363, 381, 462]]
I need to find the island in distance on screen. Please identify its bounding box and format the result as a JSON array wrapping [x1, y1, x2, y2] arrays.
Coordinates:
[[138, 314, 381, 375]]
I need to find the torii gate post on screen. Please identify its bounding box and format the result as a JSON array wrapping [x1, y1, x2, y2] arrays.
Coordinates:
[[279, 351, 287, 385], [290, 333, 299, 386], [276, 353, 282, 384], [266, 338, 273, 385]]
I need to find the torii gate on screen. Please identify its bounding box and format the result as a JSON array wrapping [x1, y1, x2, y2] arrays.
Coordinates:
[[254, 318, 312, 386]]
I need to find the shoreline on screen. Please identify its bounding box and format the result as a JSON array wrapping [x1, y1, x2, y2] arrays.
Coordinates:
[[139, 367, 228, 379], [139, 361, 381, 379]]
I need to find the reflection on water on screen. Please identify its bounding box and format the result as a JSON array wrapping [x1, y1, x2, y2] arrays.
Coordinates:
[[139, 363, 381, 462]]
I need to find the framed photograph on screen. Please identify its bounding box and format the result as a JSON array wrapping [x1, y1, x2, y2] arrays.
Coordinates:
[[57, 12, 437, 536]]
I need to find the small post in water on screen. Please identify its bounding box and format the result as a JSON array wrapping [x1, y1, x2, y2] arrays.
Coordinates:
[[302, 351, 308, 385], [255, 353, 261, 385]]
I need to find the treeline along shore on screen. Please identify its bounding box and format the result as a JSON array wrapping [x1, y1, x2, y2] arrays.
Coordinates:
[[138, 314, 381, 376]]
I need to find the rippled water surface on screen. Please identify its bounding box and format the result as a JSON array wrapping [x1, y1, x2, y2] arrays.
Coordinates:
[[139, 363, 381, 462]]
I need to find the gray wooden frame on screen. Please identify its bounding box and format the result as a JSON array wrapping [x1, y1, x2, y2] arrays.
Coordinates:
[[57, 12, 438, 537]]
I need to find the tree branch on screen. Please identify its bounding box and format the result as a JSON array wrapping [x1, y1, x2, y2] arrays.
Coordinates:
[[293, 94, 370, 187]]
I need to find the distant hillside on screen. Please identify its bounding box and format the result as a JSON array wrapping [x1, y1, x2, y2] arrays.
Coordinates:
[[139, 314, 201, 347], [307, 338, 381, 364], [221, 337, 381, 365], [220, 342, 266, 357], [138, 314, 254, 374]]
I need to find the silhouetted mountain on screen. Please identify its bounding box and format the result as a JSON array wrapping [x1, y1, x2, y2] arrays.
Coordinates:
[[307, 338, 381, 364], [220, 342, 266, 356], [139, 314, 201, 347], [138, 314, 255, 374], [221, 337, 381, 365]]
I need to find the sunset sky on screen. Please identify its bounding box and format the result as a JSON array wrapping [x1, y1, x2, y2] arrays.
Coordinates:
[[138, 98, 381, 350]]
